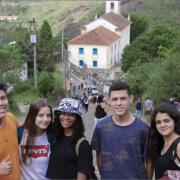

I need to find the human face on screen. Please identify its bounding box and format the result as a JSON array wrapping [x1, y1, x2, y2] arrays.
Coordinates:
[[0, 90, 8, 120], [155, 112, 175, 137], [59, 112, 76, 129], [109, 90, 131, 116], [35, 106, 52, 133]]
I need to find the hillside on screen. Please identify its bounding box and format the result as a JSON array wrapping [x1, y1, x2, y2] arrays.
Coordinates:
[[0, 0, 179, 36]]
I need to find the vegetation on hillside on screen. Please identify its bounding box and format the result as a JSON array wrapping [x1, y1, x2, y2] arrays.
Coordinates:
[[0, 0, 180, 108]]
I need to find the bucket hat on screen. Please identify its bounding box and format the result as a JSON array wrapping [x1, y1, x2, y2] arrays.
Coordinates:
[[54, 98, 82, 119]]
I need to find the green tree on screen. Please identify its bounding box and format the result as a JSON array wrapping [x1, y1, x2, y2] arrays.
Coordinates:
[[122, 23, 177, 72], [38, 20, 54, 72], [129, 13, 148, 42], [38, 71, 54, 97], [145, 54, 180, 104], [124, 62, 155, 97], [0, 44, 26, 83]]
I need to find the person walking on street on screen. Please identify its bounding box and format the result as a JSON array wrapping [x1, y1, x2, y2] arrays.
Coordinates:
[[94, 94, 107, 125], [144, 97, 153, 123], [46, 98, 97, 180], [0, 83, 20, 180], [18, 98, 54, 180], [82, 93, 89, 113], [147, 102, 180, 179], [135, 97, 143, 119], [91, 81, 149, 180]]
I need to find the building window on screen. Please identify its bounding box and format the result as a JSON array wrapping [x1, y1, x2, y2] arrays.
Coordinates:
[[79, 48, 84, 54], [79, 60, 84, 67], [93, 48, 98, 55], [93, 61, 97, 67], [110, 2, 114, 10]]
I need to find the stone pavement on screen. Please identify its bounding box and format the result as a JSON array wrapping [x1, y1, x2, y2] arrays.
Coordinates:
[[81, 102, 99, 178], [82, 102, 112, 179]]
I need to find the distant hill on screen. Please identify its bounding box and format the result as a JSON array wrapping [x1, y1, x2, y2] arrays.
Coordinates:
[[0, 0, 179, 36]]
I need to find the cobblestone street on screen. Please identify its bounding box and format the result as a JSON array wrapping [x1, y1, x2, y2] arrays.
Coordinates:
[[81, 102, 99, 177]]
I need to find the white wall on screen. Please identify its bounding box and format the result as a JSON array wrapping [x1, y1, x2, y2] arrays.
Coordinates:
[[109, 38, 121, 64], [68, 44, 110, 69], [119, 25, 130, 58]]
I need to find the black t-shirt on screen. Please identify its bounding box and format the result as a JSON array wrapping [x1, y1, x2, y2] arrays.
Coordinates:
[[154, 137, 180, 179], [135, 101, 142, 111], [46, 135, 94, 179], [95, 104, 107, 119]]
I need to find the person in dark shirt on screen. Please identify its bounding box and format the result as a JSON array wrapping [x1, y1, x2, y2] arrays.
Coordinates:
[[147, 102, 180, 179], [94, 95, 107, 125], [46, 98, 96, 180], [91, 81, 149, 180], [135, 97, 143, 119]]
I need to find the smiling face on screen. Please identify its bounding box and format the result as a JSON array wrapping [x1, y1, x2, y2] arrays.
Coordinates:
[[35, 106, 52, 134], [0, 90, 8, 121], [109, 90, 132, 117], [155, 112, 175, 137], [59, 112, 76, 130]]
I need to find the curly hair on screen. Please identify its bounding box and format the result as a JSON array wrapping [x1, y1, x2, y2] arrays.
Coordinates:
[[148, 102, 180, 159], [53, 112, 85, 146]]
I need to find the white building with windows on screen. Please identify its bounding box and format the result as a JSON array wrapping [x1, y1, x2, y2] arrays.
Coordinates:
[[68, 0, 131, 69]]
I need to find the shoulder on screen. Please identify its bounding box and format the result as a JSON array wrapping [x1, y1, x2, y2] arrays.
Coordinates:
[[6, 112, 19, 127], [79, 139, 90, 148], [135, 118, 149, 129], [78, 138, 91, 153], [96, 115, 112, 127], [177, 140, 180, 155]]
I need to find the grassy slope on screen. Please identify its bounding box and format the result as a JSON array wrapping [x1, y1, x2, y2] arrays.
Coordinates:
[[0, 0, 179, 35], [18, 1, 104, 34], [134, 0, 180, 28]]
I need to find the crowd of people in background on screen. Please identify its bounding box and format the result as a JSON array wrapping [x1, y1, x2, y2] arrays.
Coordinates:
[[0, 81, 179, 180]]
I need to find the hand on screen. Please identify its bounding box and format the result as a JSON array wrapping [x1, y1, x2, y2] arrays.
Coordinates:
[[0, 155, 13, 175]]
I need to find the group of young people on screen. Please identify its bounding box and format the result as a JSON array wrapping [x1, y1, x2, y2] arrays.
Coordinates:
[[0, 81, 179, 180]]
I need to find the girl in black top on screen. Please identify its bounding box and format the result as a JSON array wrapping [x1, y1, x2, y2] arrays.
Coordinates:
[[46, 98, 96, 180], [147, 102, 180, 179]]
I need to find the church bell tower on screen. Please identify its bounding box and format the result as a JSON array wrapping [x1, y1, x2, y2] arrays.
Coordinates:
[[106, 0, 121, 15]]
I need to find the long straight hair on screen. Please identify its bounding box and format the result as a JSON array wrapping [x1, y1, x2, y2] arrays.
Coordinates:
[[22, 98, 53, 163]]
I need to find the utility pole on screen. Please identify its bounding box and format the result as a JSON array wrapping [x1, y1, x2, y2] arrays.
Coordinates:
[[30, 18, 37, 88], [61, 26, 67, 97]]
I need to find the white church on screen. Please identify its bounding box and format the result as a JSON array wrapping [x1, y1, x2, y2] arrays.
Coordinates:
[[68, 0, 131, 69]]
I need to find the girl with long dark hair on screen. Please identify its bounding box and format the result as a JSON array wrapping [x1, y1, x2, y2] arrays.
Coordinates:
[[46, 98, 96, 180], [147, 102, 180, 179], [18, 98, 53, 180]]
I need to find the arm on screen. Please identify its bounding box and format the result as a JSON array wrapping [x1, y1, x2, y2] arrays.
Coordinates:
[[77, 172, 87, 180], [175, 142, 180, 164], [96, 151, 101, 171], [146, 158, 153, 180]]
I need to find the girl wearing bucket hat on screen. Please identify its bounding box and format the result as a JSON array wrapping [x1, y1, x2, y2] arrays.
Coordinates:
[[46, 98, 97, 180]]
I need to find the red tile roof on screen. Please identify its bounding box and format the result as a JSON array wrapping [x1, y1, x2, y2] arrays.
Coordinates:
[[102, 12, 131, 30], [68, 26, 120, 45]]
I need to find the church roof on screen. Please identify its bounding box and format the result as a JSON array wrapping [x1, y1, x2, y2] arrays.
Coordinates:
[[68, 26, 120, 45], [102, 12, 131, 30]]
